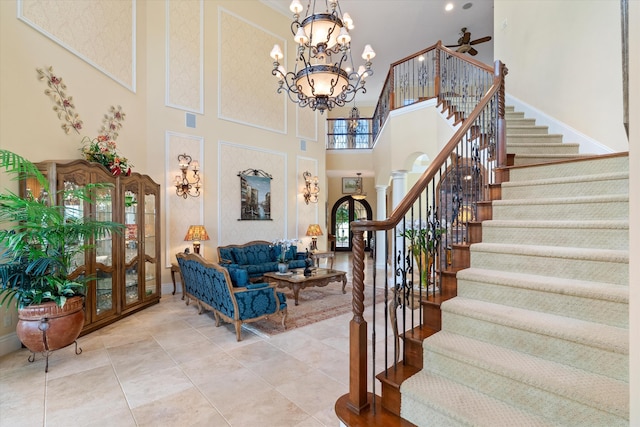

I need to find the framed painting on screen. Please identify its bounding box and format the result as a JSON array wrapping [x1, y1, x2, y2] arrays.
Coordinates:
[[238, 168, 272, 220], [342, 177, 360, 194]]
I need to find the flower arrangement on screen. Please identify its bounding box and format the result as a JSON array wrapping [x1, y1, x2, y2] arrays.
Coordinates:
[[271, 238, 298, 263], [37, 66, 132, 176]]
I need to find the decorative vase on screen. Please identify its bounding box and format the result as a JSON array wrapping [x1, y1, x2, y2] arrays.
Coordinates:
[[16, 296, 85, 371], [413, 250, 433, 288], [277, 262, 289, 274]]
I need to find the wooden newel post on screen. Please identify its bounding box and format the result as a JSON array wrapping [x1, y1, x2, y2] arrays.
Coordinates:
[[347, 228, 370, 414], [495, 60, 508, 169]]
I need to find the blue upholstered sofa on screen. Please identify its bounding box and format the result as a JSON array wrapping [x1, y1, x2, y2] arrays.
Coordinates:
[[176, 252, 287, 341], [217, 240, 307, 281]]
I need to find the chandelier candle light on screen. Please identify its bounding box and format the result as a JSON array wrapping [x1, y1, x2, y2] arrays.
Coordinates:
[[270, 0, 375, 113], [352, 172, 366, 200]]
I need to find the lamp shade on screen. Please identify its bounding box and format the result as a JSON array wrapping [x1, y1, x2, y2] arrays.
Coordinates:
[[184, 225, 210, 242], [306, 224, 323, 237]]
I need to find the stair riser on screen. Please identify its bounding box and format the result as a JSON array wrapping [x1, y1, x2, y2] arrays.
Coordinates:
[[508, 143, 579, 155], [423, 350, 628, 427], [469, 250, 628, 285], [440, 311, 628, 381], [506, 126, 549, 135], [481, 224, 629, 250], [508, 135, 563, 144], [509, 156, 629, 181], [505, 111, 526, 119], [502, 178, 628, 199], [401, 396, 466, 427], [492, 200, 628, 221], [506, 118, 537, 127], [456, 279, 628, 328], [512, 154, 587, 166]]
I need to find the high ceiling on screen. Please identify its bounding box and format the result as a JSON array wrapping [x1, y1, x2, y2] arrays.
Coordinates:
[[261, 0, 495, 106]]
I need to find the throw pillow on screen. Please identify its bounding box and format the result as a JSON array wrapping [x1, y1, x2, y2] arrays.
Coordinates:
[[232, 247, 249, 265], [225, 266, 250, 287]]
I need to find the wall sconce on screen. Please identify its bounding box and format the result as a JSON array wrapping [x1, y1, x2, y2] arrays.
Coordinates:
[[175, 153, 201, 199], [306, 224, 323, 251], [184, 225, 210, 254], [303, 171, 319, 204]]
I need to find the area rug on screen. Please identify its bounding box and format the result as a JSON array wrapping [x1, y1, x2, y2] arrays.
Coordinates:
[[243, 284, 385, 337]]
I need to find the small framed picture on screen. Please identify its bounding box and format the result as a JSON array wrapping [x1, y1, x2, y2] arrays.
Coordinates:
[[342, 177, 360, 194]]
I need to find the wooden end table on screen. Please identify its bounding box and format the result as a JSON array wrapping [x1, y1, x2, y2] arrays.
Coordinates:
[[170, 263, 184, 300], [264, 268, 347, 306], [311, 251, 335, 269]]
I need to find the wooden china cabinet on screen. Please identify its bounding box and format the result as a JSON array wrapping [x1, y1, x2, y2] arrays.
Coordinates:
[[20, 159, 161, 335]]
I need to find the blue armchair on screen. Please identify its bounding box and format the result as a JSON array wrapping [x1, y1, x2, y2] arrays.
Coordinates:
[[176, 253, 287, 341]]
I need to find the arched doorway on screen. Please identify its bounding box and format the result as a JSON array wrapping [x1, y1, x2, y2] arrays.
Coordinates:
[[331, 196, 373, 252]]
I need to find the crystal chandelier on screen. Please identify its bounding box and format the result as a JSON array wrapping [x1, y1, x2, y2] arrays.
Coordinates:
[[270, 0, 375, 113]]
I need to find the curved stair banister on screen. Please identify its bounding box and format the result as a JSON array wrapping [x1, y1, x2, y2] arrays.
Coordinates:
[[337, 53, 508, 422]]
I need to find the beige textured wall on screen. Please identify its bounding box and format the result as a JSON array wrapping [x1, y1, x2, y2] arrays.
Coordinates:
[[493, 0, 627, 152], [0, 0, 325, 353]]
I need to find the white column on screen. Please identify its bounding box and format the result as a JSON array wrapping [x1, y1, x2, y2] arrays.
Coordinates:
[[391, 170, 408, 266], [391, 170, 408, 209], [375, 184, 388, 268]]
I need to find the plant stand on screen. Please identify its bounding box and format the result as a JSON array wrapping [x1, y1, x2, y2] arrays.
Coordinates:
[[16, 296, 85, 372]]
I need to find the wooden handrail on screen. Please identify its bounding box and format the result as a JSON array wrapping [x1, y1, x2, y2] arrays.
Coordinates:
[[354, 66, 506, 234], [342, 46, 508, 416]]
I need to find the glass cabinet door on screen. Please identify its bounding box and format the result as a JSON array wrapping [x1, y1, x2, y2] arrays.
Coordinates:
[[94, 186, 116, 318], [123, 188, 140, 306], [143, 191, 158, 299]]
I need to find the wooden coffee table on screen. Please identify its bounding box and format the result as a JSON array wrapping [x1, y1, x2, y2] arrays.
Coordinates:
[[263, 268, 347, 306]]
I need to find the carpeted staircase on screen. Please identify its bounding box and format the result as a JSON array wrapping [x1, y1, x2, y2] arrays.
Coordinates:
[[399, 108, 629, 426]]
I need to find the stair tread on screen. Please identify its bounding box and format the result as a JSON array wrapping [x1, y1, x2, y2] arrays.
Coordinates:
[[456, 267, 629, 303], [441, 297, 628, 353], [420, 332, 629, 416], [508, 142, 579, 147], [401, 370, 558, 427], [482, 219, 629, 230], [493, 193, 628, 205], [377, 363, 421, 388], [470, 242, 628, 264], [501, 171, 628, 187]]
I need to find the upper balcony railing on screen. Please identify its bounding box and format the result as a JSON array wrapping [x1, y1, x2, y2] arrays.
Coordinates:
[[328, 41, 499, 150], [326, 117, 374, 150]]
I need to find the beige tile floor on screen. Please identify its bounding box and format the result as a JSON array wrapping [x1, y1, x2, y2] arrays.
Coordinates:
[[0, 252, 405, 427]]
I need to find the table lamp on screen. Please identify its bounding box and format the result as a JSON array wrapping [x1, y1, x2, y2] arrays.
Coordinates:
[[184, 225, 210, 254], [305, 224, 323, 252]]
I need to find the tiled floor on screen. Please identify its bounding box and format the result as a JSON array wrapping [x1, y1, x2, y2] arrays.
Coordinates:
[[0, 252, 396, 426]]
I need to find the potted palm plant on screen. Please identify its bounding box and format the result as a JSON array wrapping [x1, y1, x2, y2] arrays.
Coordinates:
[[0, 149, 123, 371]]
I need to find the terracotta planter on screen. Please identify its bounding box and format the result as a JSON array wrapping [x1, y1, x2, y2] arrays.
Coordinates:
[[16, 296, 85, 354]]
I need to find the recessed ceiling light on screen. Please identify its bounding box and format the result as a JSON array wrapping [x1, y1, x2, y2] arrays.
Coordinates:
[[463, 2, 473, 10], [445, 3, 454, 11]]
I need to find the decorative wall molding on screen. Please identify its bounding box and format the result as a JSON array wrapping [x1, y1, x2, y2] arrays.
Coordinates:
[[165, 131, 204, 267], [165, 0, 203, 113], [296, 156, 319, 241], [217, 7, 287, 133], [296, 106, 318, 142], [18, 0, 136, 92]]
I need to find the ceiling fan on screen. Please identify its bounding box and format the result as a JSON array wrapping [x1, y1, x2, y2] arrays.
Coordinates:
[[446, 27, 492, 56]]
